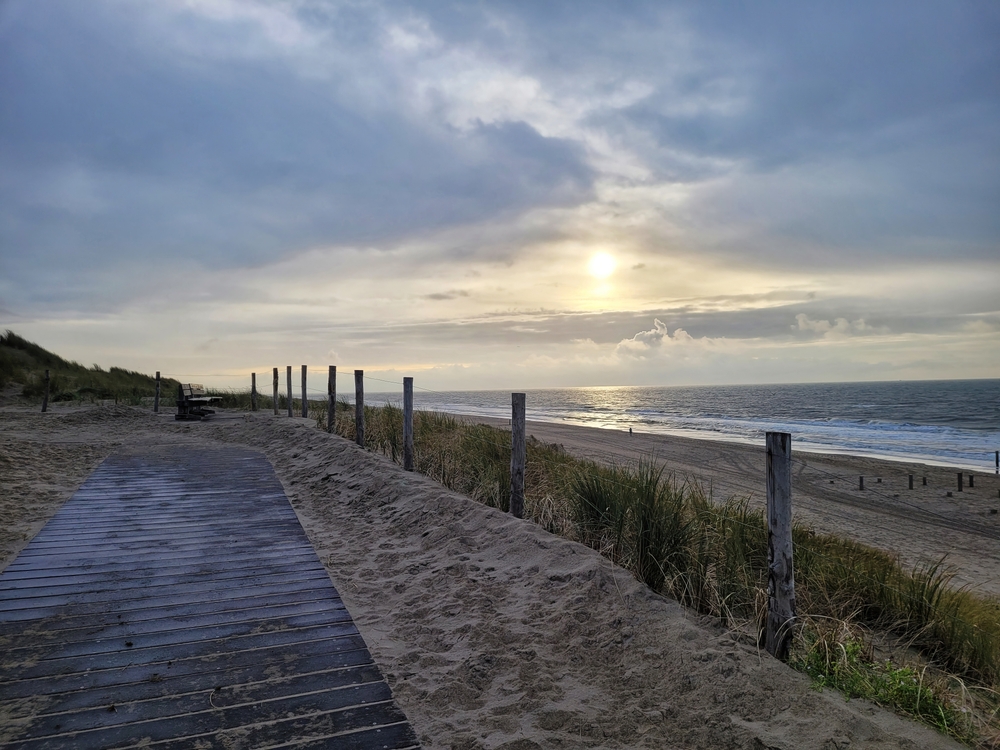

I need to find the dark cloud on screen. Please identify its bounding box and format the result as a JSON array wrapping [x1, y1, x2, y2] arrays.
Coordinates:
[[423, 290, 471, 301], [0, 0, 593, 306]]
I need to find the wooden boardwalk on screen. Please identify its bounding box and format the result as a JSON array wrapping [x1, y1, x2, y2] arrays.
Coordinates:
[[0, 448, 420, 749]]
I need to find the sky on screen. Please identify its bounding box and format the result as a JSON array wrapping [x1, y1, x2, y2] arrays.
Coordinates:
[[1, 0, 998, 391]]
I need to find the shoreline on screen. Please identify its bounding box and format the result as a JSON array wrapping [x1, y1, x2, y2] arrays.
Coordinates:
[[426, 407, 1000, 473]]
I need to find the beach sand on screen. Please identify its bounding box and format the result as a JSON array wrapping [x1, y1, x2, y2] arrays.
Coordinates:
[[2, 403, 988, 748]]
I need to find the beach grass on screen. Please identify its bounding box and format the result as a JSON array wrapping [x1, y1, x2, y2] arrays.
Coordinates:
[[2, 330, 177, 405], [340, 403, 999, 744]]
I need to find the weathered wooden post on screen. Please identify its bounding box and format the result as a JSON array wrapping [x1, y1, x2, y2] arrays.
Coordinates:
[[154, 371, 161, 413], [301, 365, 308, 418], [858, 476, 864, 491], [272, 367, 279, 415], [908, 474, 913, 490], [403, 376, 414, 471], [996, 451, 999, 475], [41, 369, 50, 413], [510, 393, 526, 519], [765, 431, 795, 660], [969, 474, 975, 488], [250, 373, 258, 411], [354, 370, 365, 447], [327, 365, 336, 434], [957, 472, 963, 492], [286, 366, 293, 417]]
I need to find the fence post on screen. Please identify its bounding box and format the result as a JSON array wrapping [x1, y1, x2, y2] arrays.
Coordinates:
[[286, 366, 293, 417], [251, 373, 257, 411], [354, 370, 365, 447], [154, 371, 161, 413], [327, 366, 336, 434], [272, 367, 279, 415], [957, 472, 963, 492], [765, 431, 795, 660], [41, 369, 50, 413], [301, 365, 308, 418], [403, 377, 414, 471], [510, 393, 526, 519]]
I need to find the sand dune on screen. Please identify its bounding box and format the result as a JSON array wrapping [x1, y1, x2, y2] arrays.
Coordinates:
[[0, 404, 973, 748]]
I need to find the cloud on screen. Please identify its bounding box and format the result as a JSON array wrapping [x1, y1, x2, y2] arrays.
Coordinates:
[[423, 290, 471, 301], [615, 318, 698, 358], [793, 313, 883, 338]]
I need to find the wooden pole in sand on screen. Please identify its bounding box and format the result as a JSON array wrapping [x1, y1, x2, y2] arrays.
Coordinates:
[[272, 367, 279, 415], [301, 365, 308, 418], [510, 393, 526, 519], [765, 431, 795, 661], [250, 373, 258, 411], [286, 366, 293, 417], [327, 366, 336, 434], [403, 377, 414, 471], [154, 371, 161, 413], [957, 472, 963, 492], [354, 370, 365, 447], [41, 369, 50, 413]]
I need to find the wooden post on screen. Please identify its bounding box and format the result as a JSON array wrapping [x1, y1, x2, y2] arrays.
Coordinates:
[[908, 474, 914, 490], [41, 369, 50, 413], [858, 476, 864, 491], [154, 371, 161, 413], [250, 373, 258, 411], [286, 366, 293, 417], [327, 366, 336, 434], [957, 472, 963, 492], [765, 431, 795, 661], [969, 474, 975, 488], [403, 377, 414, 471], [510, 393, 526, 519], [301, 365, 308, 418], [272, 367, 279, 415], [995, 451, 999, 474], [354, 370, 365, 447], [922, 476, 927, 486]]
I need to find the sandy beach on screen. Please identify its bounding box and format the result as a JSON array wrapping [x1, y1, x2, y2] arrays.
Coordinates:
[[3, 403, 989, 748]]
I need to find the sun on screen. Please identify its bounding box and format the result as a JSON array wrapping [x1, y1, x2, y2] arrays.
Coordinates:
[[587, 252, 617, 279]]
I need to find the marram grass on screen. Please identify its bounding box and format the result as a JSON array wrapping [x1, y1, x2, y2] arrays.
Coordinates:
[[342, 404, 1000, 746]]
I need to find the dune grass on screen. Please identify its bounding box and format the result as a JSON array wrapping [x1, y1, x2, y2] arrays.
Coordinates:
[[1, 330, 177, 404], [333, 404, 999, 745]]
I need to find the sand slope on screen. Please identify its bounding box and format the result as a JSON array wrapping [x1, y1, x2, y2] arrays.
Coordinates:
[[0, 406, 966, 749]]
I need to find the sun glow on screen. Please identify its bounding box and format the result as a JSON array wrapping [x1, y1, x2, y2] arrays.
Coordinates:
[[587, 252, 617, 279]]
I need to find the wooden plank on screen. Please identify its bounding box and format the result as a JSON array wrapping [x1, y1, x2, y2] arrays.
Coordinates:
[[0, 448, 420, 749]]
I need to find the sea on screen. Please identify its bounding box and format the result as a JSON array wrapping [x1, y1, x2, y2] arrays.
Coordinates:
[[369, 379, 1000, 472]]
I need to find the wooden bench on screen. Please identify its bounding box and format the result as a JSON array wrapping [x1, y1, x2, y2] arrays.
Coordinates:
[[175, 383, 222, 421]]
